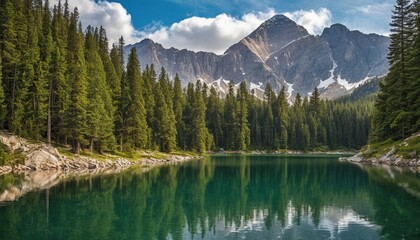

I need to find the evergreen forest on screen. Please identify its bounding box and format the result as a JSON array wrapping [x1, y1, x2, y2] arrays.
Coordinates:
[[0, 0, 417, 156], [370, 0, 420, 143]]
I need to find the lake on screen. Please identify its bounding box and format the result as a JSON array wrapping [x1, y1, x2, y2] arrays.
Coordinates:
[[1, 155, 420, 240]]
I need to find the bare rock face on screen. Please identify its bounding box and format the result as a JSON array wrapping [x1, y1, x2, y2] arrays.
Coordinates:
[[126, 14, 390, 99], [320, 24, 389, 82]]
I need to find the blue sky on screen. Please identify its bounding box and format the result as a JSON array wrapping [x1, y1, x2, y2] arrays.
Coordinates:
[[51, 0, 395, 54], [117, 0, 394, 32]]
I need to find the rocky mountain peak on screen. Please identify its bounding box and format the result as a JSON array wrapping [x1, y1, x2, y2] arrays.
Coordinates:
[[322, 23, 350, 36], [244, 14, 309, 54], [258, 14, 297, 29]]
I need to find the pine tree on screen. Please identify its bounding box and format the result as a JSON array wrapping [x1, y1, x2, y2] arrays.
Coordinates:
[[173, 74, 186, 149], [66, 8, 88, 154], [236, 82, 250, 150], [309, 88, 322, 147], [206, 86, 223, 149], [191, 81, 209, 153], [224, 82, 237, 150], [111, 37, 126, 150], [248, 90, 262, 148], [49, 44, 69, 143], [25, 0, 49, 140], [263, 101, 274, 148], [124, 47, 148, 149], [152, 68, 176, 152], [372, 0, 414, 141], [263, 84, 275, 148], [0, 0, 20, 131], [141, 64, 157, 148], [406, 0, 420, 133], [49, 0, 70, 145], [277, 86, 288, 149], [153, 84, 175, 152], [98, 27, 120, 121], [309, 88, 321, 117], [182, 83, 195, 150], [110, 36, 125, 81], [85, 26, 115, 153]]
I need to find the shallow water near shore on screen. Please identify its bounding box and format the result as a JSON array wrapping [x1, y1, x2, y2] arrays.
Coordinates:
[[1, 155, 420, 240]]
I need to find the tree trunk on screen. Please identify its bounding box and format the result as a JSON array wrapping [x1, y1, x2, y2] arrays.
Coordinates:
[[90, 138, 94, 153], [47, 78, 52, 145], [120, 134, 123, 152], [75, 140, 80, 155], [11, 65, 16, 129]]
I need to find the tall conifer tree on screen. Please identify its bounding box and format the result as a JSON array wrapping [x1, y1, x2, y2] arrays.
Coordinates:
[[237, 82, 250, 150], [85, 26, 115, 153], [124, 47, 148, 149], [66, 8, 88, 153]]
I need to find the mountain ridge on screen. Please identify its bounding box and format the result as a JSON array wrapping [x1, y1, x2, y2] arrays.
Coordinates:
[[126, 14, 390, 99]]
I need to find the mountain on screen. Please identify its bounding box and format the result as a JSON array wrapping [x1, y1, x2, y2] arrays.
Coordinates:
[[125, 14, 390, 99]]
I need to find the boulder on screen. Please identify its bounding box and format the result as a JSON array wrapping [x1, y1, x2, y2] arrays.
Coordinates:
[[347, 153, 364, 162], [379, 147, 396, 162], [408, 151, 417, 159], [88, 163, 97, 170]]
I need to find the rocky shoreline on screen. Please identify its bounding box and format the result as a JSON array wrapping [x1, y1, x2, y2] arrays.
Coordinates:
[[340, 133, 420, 168], [0, 133, 200, 176], [340, 147, 419, 168], [0, 133, 200, 203]]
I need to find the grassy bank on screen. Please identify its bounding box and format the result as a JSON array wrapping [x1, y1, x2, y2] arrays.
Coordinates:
[[361, 133, 420, 159]]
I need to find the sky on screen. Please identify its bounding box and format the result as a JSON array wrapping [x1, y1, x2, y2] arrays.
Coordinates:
[[50, 0, 395, 54]]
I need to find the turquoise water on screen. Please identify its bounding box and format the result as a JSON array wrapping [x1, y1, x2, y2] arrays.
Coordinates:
[[1, 155, 420, 240]]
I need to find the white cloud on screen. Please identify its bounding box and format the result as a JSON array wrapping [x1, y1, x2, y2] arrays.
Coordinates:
[[50, 0, 140, 45], [342, 3, 393, 36], [140, 9, 276, 54], [283, 8, 332, 35], [355, 3, 393, 15]]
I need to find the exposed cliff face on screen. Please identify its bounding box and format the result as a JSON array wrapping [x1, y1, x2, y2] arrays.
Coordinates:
[[321, 24, 390, 83], [129, 38, 219, 86], [126, 14, 390, 99]]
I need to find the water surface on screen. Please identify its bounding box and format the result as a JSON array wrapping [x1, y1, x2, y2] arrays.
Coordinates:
[[1, 155, 420, 239]]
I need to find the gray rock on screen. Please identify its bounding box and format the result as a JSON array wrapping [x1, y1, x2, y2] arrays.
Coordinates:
[[346, 153, 364, 162], [408, 151, 417, 159], [88, 163, 97, 170], [380, 147, 396, 162]]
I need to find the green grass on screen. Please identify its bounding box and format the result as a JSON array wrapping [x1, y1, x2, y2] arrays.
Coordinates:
[[397, 135, 420, 159], [171, 150, 199, 157], [362, 134, 420, 159], [0, 142, 25, 166], [55, 147, 200, 163]]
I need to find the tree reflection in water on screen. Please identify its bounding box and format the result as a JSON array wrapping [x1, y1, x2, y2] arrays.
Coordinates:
[[0, 155, 420, 239]]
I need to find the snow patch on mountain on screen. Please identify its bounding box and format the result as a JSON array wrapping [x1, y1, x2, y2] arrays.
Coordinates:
[[286, 82, 294, 98], [250, 82, 264, 92], [318, 55, 337, 89], [337, 75, 373, 90]]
